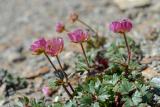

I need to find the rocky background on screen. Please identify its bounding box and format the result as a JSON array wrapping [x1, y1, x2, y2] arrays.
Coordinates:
[[0, 0, 160, 106]]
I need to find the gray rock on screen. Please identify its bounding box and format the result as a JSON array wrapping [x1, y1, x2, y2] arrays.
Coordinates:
[[151, 77, 160, 88], [150, 2, 160, 12], [0, 84, 7, 106], [114, 0, 151, 10]]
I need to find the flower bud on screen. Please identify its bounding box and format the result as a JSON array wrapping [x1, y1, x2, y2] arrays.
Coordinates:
[[69, 12, 79, 23], [42, 86, 53, 97], [55, 21, 65, 33]]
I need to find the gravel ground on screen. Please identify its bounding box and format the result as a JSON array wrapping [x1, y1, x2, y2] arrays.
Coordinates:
[[0, 0, 160, 106]]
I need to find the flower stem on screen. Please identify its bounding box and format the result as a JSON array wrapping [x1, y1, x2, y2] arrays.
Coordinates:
[[44, 52, 58, 71], [68, 82, 75, 93], [44, 53, 72, 98], [56, 55, 68, 79], [62, 84, 73, 99], [77, 19, 99, 40], [122, 33, 131, 76], [80, 43, 90, 73], [56, 55, 75, 93], [122, 33, 131, 66]]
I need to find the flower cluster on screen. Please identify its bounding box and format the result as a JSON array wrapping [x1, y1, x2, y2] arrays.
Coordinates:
[[31, 37, 63, 56], [31, 24, 89, 98], [29, 12, 137, 106], [31, 29, 89, 55]]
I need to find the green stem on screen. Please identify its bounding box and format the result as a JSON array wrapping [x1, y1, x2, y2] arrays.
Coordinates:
[[56, 55, 68, 79], [44, 52, 58, 71], [122, 33, 131, 66], [56, 55, 75, 93], [80, 43, 91, 74], [121, 33, 131, 76], [44, 53, 72, 98], [62, 84, 73, 99]]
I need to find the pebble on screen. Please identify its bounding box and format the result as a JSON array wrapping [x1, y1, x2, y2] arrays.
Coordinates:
[[114, 0, 151, 10], [151, 77, 160, 87], [0, 83, 6, 98], [22, 67, 50, 79], [150, 2, 160, 12], [142, 67, 160, 79], [34, 77, 44, 91], [12, 55, 26, 63]]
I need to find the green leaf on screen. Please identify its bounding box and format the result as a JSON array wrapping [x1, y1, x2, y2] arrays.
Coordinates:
[[91, 102, 100, 107], [123, 98, 134, 107], [80, 95, 92, 105], [132, 91, 142, 106], [65, 100, 77, 107], [88, 81, 95, 94], [119, 79, 134, 95], [48, 79, 58, 89], [138, 103, 148, 107], [139, 85, 149, 96], [142, 92, 153, 104], [98, 94, 110, 102], [76, 61, 88, 73], [95, 79, 101, 90], [54, 102, 63, 107], [108, 74, 119, 85]]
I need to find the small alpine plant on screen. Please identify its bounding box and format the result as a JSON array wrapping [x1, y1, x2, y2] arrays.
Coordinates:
[[16, 12, 160, 107]]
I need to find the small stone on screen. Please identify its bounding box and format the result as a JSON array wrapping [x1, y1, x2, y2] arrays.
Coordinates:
[[0, 83, 6, 97], [34, 77, 44, 91], [151, 77, 160, 87], [0, 99, 5, 107], [0, 44, 8, 52], [150, 2, 160, 12], [12, 55, 26, 63], [152, 61, 158, 67], [114, 0, 150, 10], [145, 28, 159, 41], [142, 67, 160, 79], [23, 67, 50, 79], [16, 45, 24, 53], [141, 56, 160, 64]]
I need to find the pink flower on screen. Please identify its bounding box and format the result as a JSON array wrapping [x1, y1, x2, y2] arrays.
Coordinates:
[[42, 86, 53, 96], [55, 21, 65, 33], [30, 38, 46, 55], [45, 37, 64, 56], [68, 28, 89, 43], [69, 12, 79, 23], [109, 19, 132, 33]]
